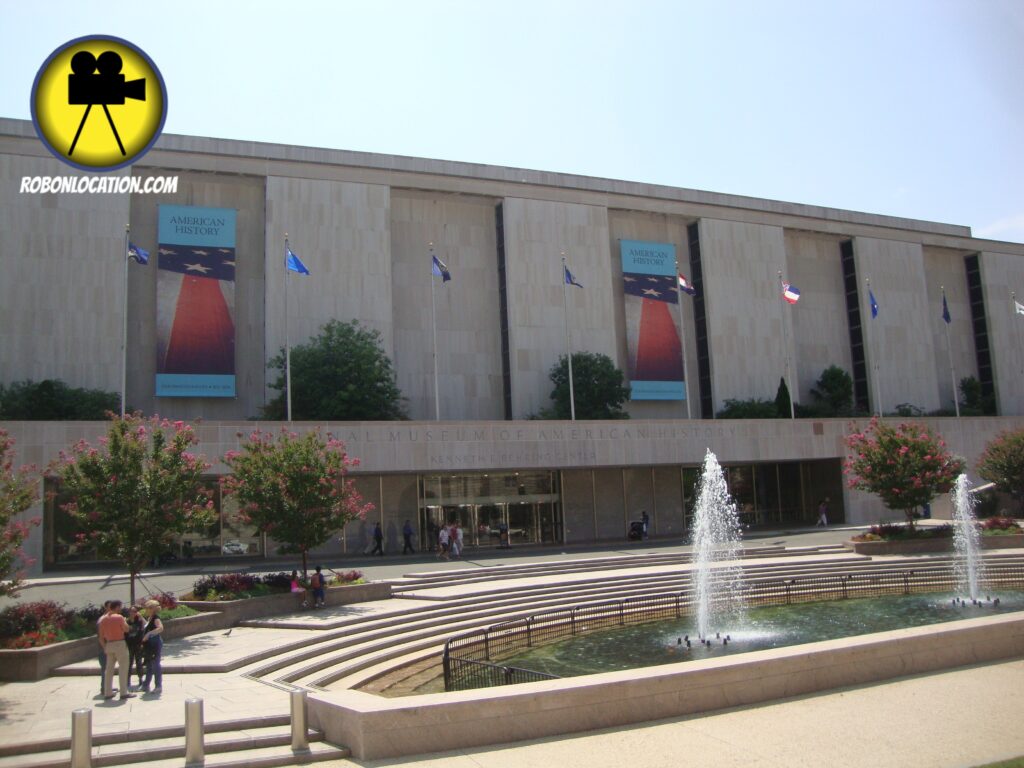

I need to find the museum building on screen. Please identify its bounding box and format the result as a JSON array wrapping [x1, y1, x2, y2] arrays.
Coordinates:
[[1, 116, 1023, 571]]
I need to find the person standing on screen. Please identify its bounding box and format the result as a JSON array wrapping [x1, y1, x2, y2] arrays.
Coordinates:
[[641, 511, 650, 540], [816, 498, 829, 527], [290, 570, 308, 609], [454, 523, 464, 558], [96, 600, 111, 695], [124, 605, 147, 691], [370, 522, 384, 556], [98, 600, 135, 700], [310, 566, 327, 608], [140, 600, 164, 694], [402, 519, 415, 554]]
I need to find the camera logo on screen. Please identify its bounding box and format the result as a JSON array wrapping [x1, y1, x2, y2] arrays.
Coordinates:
[[31, 35, 167, 172]]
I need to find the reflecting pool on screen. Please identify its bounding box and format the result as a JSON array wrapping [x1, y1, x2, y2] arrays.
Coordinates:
[[498, 591, 1024, 678]]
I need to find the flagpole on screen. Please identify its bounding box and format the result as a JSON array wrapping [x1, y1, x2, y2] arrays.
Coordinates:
[[1015, 291, 1024, 386], [942, 287, 960, 418], [120, 224, 129, 418], [285, 234, 292, 422], [561, 253, 576, 421], [675, 262, 692, 420], [778, 271, 796, 419], [865, 278, 882, 417], [430, 243, 440, 421]]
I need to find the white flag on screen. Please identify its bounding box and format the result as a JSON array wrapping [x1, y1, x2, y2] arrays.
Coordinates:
[[1016, 299, 1024, 316]]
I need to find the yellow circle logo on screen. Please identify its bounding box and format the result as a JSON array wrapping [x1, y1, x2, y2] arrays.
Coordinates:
[[31, 35, 167, 172]]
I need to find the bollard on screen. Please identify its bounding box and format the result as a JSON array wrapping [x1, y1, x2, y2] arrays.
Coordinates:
[[70, 708, 92, 768], [184, 698, 205, 766], [290, 689, 309, 751]]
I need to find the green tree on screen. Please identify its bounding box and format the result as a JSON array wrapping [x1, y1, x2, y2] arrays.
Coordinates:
[[264, 319, 407, 421], [959, 376, 996, 416], [0, 379, 119, 420], [51, 415, 215, 603], [716, 398, 777, 419], [222, 429, 372, 575], [977, 428, 1024, 512], [774, 377, 792, 417], [0, 430, 40, 596], [844, 417, 965, 529], [810, 365, 854, 416], [542, 352, 630, 420]]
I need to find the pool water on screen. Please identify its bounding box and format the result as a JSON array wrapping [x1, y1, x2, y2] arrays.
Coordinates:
[[499, 591, 1024, 679]]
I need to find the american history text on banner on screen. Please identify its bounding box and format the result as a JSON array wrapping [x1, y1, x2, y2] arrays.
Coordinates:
[[620, 240, 685, 400], [155, 205, 238, 397]]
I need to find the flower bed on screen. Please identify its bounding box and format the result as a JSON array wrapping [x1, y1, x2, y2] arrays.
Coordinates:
[[0, 595, 195, 650], [0, 598, 221, 682], [847, 518, 1024, 555], [180, 571, 389, 624]]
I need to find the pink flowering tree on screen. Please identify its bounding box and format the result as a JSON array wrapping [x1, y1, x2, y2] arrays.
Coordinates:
[[844, 417, 965, 529], [221, 429, 372, 576], [0, 430, 40, 596], [51, 415, 214, 603], [977, 428, 1024, 513]]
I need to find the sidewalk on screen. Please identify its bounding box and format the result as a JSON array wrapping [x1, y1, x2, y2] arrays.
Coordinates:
[[352, 658, 1024, 768]]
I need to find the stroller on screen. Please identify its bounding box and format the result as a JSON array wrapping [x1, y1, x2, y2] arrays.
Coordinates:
[[628, 521, 645, 541]]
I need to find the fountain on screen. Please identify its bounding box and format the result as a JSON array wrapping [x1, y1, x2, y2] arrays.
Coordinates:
[[952, 473, 983, 601], [691, 449, 744, 640]]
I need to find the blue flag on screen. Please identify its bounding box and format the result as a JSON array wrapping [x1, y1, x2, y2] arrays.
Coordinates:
[[564, 265, 583, 288], [869, 288, 879, 318], [431, 254, 451, 282], [128, 242, 149, 265], [941, 291, 951, 324], [286, 247, 310, 275]]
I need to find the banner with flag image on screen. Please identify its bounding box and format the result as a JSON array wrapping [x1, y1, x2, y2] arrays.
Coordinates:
[[155, 205, 237, 397], [431, 253, 451, 282], [1016, 299, 1024, 316], [942, 290, 951, 324], [620, 240, 685, 400], [128, 242, 149, 265], [781, 281, 800, 304], [678, 273, 696, 296]]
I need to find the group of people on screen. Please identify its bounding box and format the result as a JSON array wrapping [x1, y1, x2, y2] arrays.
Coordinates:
[[289, 566, 329, 608], [96, 598, 164, 699], [437, 521, 464, 560]]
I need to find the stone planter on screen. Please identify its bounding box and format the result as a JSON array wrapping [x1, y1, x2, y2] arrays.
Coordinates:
[[0, 582, 388, 682], [846, 533, 1024, 556], [180, 581, 391, 624], [0, 611, 228, 682]]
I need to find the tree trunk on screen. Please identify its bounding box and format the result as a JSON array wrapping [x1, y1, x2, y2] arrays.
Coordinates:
[[904, 508, 916, 531], [129, 568, 136, 605], [301, 549, 308, 578]]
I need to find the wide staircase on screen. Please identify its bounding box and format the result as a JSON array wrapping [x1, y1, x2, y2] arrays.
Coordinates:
[[11, 543, 1024, 766]]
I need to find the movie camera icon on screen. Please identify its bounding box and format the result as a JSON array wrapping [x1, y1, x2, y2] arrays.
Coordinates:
[[67, 50, 146, 158]]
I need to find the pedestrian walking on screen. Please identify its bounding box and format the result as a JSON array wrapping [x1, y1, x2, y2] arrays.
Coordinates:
[[140, 599, 164, 694], [449, 523, 461, 559], [437, 525, 450, 560], [402, 519, 415, 554], [816, 498, 830, 527], [370, 522, 384, 556], [98, 600, 136, 700], [454, 523, 464, 558]]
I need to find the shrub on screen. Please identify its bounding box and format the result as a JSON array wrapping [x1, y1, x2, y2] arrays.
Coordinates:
[[138, 593, 178, 610], [981, 517, 1021, 534], [0, 600, 74, 639], [716, 398, 778, 419], [261, 571, 294, 591], [331, 569, 364, 585]]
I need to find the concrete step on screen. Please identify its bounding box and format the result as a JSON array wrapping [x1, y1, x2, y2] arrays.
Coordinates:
[[139, 741, 348, 768], [0, 728, 328, 768]]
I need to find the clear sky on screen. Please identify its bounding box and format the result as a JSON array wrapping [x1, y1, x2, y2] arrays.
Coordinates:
[[2, 0, 1022, 243]]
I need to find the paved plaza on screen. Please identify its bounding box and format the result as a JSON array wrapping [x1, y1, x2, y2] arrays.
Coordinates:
[[1, 525, 1022, 768]]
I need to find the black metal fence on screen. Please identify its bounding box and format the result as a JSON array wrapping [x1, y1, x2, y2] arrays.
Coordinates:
[[442, 562, 1024, 692]]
